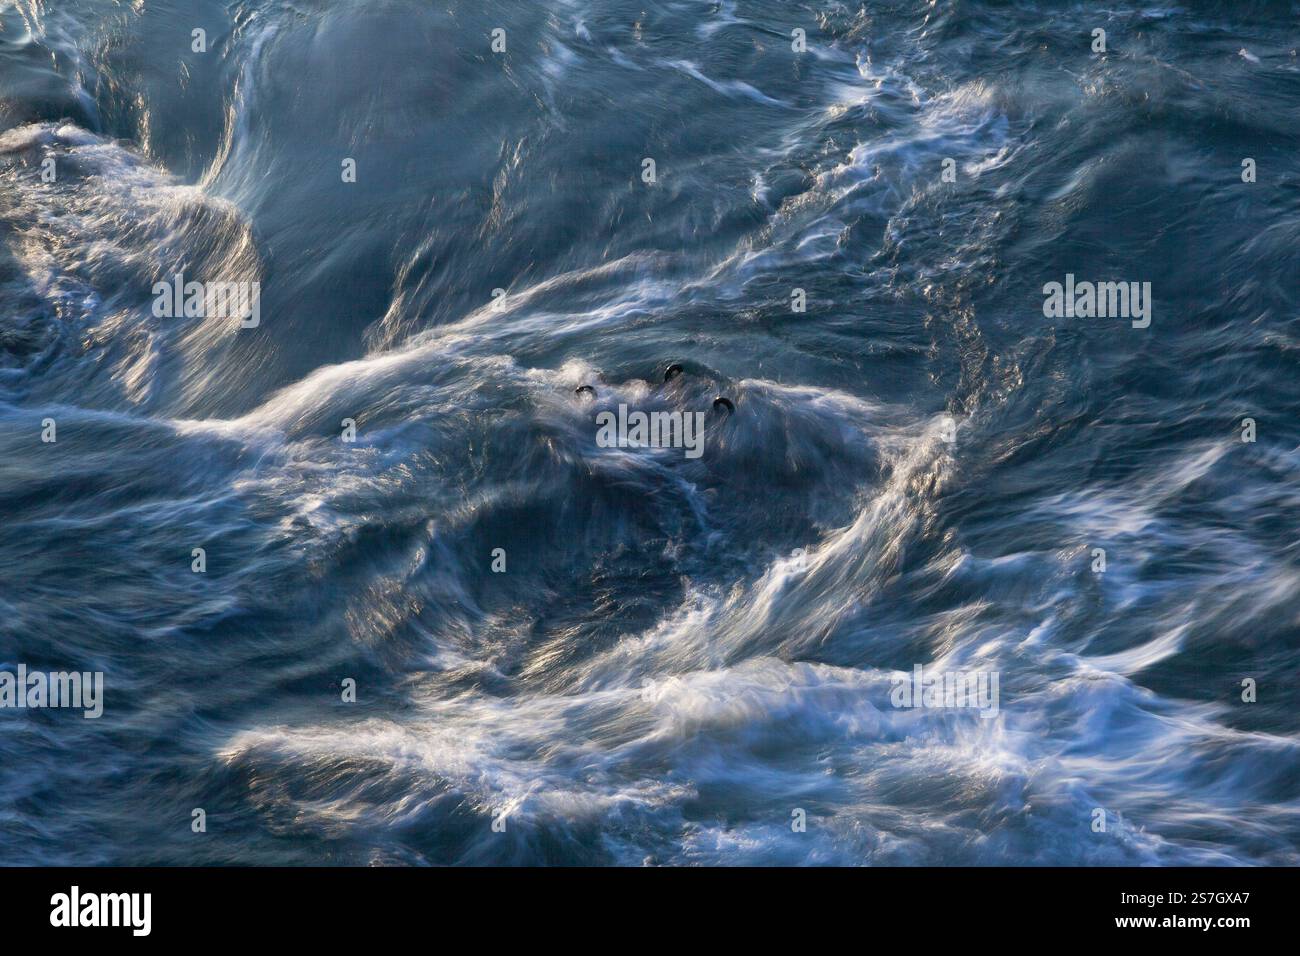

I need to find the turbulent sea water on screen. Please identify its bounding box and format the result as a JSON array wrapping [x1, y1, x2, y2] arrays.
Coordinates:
[[1, 0, 1298, 866]]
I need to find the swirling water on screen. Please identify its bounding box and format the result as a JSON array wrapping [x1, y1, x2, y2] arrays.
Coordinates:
[[0, 0, 1297, 865]]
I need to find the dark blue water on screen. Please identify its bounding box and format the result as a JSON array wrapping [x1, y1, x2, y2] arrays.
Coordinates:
[[1, 0, 1297, 865]]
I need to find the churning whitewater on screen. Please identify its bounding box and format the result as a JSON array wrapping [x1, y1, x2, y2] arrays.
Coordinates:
[[0, 0, 1297, 865]]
